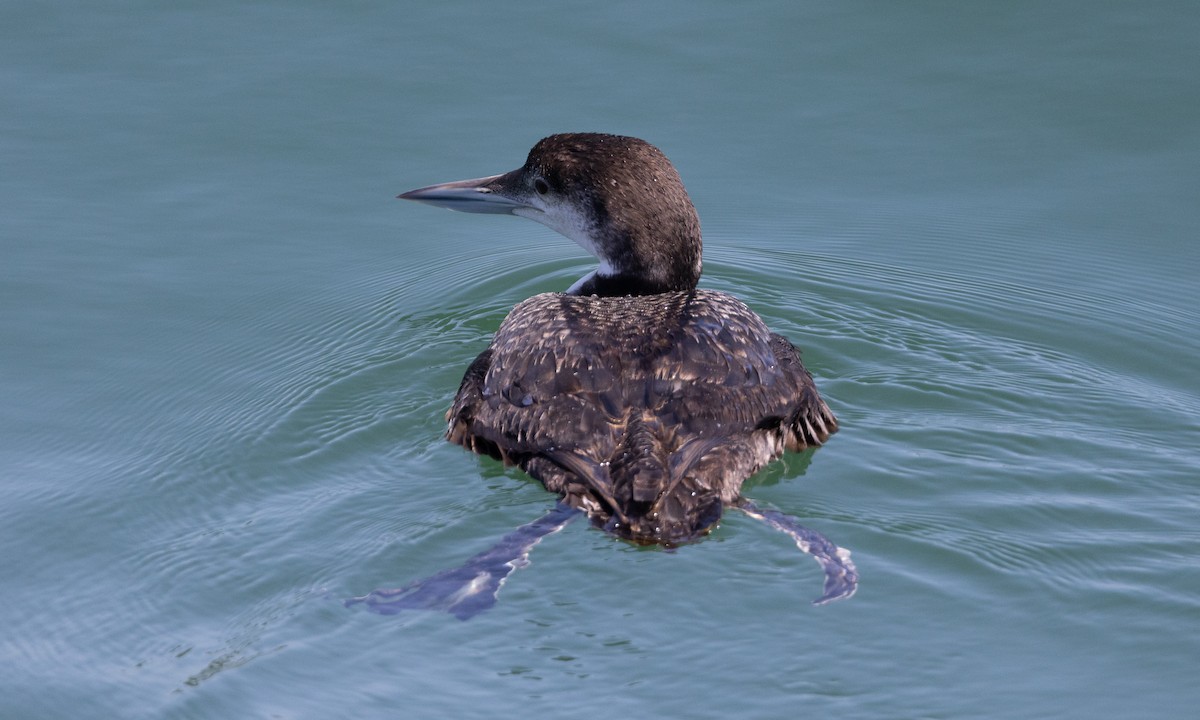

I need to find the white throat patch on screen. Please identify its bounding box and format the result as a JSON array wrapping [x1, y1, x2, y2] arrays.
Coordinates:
[[513, 201, 604, 262]]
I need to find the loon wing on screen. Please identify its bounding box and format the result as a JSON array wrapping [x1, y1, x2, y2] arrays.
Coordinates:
[[447, 291, 836, 467], [442, 290, 840, 545]]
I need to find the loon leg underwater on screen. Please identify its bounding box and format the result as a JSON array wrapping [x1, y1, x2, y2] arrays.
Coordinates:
[[346, 503, 581, 620], [734, 498, 858, 605]]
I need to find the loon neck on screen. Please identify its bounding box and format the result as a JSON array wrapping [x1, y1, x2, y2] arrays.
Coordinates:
[[566, 224, 703, 297], [566, 268, 697, 297], [566, 235, 703, 296]]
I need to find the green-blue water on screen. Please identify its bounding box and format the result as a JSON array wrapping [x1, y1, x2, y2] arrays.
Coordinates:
[[3, 2, 1198, 718]]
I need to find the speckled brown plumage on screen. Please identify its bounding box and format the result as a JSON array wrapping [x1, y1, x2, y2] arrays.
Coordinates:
[[368, 133, 859, 617], [446, 289, 838, 544]]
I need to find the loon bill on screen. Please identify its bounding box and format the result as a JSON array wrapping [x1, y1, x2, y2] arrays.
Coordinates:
[[348, 133, 856, 619]]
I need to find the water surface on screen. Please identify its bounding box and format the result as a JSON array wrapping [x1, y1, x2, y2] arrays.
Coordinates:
[[2, 2, 1198, 718]]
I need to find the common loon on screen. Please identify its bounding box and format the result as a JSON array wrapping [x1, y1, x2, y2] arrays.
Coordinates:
[[349, 133, 856, 619]]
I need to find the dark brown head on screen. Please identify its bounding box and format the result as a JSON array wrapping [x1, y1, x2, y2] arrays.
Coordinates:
[[400, 133, 703, 296]]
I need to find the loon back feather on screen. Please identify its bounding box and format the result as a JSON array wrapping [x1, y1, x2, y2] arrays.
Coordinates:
[[444, 290, 837, 543]]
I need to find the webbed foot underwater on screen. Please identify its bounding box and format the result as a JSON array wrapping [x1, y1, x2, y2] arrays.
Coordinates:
[[352, 133, 856, 619]]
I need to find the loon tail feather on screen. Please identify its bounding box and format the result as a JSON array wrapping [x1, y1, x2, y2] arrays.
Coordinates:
[[546, 435, 730, 544], [543, 448, 629, 526], [640, 436, 726, 541]]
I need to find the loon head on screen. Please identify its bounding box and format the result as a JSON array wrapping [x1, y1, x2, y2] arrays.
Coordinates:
[[400, 133, 703, 296]]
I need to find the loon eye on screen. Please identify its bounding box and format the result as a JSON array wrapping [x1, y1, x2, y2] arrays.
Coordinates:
[[533, 178, 549, 195]]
